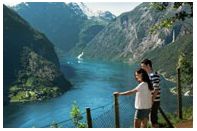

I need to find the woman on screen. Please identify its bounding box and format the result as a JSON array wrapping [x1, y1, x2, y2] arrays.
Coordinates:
[[114, 68, 153, 128]]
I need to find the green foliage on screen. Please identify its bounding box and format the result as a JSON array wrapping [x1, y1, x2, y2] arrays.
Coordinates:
[[10, 91, 27, 102], [25, 77, 34, 87], [150, 18, 174, 33], [8, 46, 68, 103], [9, 85, 61, 102], [182, 107, 193, 119], [158, 106, 193, 127], [150, 2, 193, 33], [70, 101, 87, 128], [177, 52, 193, 85], [21, 47, 59, 83], [9, 85, 20, 92], [150, 2, 168, 11]]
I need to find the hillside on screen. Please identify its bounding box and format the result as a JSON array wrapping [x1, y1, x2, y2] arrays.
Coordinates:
[[79, 3, 191, 63], [71, 2, 193, 85], [13, 2, 115, 57], [3, 5, 71, 104], [140, 34, 192, 82], [69, 18, 106, 56], [13, 2, 87, 52]]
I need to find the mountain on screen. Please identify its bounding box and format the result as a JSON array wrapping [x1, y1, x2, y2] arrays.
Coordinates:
[[69, 17, 107, 56], [13, 2, 115, 57], [11, 2, 192, 83], [13, 2, 87, 53], [66, 4, 116, 56], [97, 11, 116, 22], [67, 2, 87, 18], [78, 2, 116, 21], [3, 5, 71, 104], [80, 3, 192, 63]]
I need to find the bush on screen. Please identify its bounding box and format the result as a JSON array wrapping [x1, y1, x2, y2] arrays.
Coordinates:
[[70, 101, 87, 128]]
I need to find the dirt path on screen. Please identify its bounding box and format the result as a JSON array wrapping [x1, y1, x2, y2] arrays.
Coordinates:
[[175, 119, 193, 128]]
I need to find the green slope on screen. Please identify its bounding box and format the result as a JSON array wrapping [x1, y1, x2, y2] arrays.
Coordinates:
[[140, 34, 193, 82], [3, 5, 71, 104]]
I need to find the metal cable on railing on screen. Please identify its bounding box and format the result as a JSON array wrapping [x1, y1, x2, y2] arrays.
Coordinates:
[[40, 97, 115, 128]]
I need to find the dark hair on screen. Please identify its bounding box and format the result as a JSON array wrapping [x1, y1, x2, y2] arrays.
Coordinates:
[[141, 59, 152, 68], [135, 68, 153, 91]]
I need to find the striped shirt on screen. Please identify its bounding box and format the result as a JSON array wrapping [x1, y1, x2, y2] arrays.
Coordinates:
[[149, 72, 160, 102]]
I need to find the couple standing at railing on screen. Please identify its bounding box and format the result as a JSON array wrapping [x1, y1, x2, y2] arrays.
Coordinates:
[[114, 59, 160, 128]]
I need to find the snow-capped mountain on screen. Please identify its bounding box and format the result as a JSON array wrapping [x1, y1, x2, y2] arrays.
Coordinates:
[[67, 2, 87, 17], [77, 2, 95, 18], [77, 2, 116, 21], [98, 11, 116, 21]]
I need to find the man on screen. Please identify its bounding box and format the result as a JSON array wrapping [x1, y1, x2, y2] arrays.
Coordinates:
[[141, 59, 160, 128]]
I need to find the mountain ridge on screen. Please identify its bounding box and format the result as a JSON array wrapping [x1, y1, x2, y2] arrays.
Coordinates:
[[80, 3, 192, 63], [13, 2, 116, 56]]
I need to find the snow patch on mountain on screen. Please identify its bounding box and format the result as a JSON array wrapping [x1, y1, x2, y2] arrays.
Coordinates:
[[77, 2, 116, 20]]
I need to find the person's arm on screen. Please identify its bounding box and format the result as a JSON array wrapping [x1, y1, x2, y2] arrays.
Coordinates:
[[152, 89, 159, 102], [114, 88, 138, 96]]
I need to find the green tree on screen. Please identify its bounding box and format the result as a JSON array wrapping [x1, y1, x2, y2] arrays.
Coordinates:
[[177, 52, 193, 94], [150, 2, 193, 33], [70, 101, 87, 128]]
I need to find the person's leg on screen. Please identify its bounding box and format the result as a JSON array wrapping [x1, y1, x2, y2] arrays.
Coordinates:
[[141, 109, 151, 128], [141, 118, 148, 128], [134, 119, 141, 128], [134, 109, 142, 128], [151, 102, 160, 128], [152, 112, 159, 128], [152, 123, 159, 128]]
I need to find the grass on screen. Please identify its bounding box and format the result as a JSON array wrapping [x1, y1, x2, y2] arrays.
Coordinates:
[[158, 106, 193, 127]]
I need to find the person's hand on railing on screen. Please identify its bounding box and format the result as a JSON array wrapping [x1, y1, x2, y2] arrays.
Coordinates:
[[113, 92, 120, 96]]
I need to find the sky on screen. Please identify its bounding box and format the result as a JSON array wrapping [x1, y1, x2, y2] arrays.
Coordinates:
[[83, 2, 141, 16], [3, 1, 141, 16]]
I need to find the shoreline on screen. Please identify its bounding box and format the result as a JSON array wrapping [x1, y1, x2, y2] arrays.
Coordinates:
[[158, 71, 176, 83], [158, 71, 193, 97]]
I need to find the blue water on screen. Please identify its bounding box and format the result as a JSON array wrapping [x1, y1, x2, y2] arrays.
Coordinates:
[[3, 58, 192, 128]]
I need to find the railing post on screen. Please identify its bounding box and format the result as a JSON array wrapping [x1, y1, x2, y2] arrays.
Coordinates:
[[113, 93, 120, 128], [86, 107, 93, 128], [177, 68, 183, 119]]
